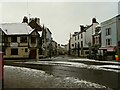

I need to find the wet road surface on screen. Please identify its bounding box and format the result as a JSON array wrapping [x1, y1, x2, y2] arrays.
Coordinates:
[[4, 60, 120, 90], [4, 65, 109, 89]]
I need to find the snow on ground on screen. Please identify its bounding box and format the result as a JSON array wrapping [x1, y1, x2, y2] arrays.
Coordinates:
[[69, 58, 120, 64], [22, 61, 120, 72], [4, 65, 112, 89], [96, 65, 119, 69], [24, 61, 88, 68]]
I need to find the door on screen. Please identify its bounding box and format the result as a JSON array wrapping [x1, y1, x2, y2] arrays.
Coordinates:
[[29, 49, 36, 59]]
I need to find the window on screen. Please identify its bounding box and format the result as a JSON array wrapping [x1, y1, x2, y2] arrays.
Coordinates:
[[85, 51, 89, 54], [78, 42, 80, 48], [2, 48, 6, 55], [75, 43, 77, 48], [118, 41, 120, 47], [11, 36, 17, 42], [106, 38, 111, 46], [31, 36, 36, 43], [78, 34, 79, 40], [20, 36, 27, 43], [95, 37, 99, 44], [81, 41, 83, 47], [25, 48, 28, 52], [75, 36, 76, 41], [106, 28, 111, 36], [72, 44, 74, 47], [11, 48, 18, 55], [2, 35, 5, 43], [81, 34, 83, 38], [81, 50, 84, 55]]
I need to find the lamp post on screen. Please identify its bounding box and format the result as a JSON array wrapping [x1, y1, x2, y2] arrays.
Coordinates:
[[78, 42, 80, 57], [69, 33, 71, 55]]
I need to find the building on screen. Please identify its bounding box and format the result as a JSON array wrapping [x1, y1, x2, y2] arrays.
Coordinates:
[[23, 16, 54, 58], [26, 16, 54, 58], [57, 44, 66, 55], [70, 32, 79, 56], [0, 23, 39, 59], [51, 40, 58, 56], [100, 15, 120, 60], [92, 25, 101, 59], [69, 18, 99, 57], [28, 17, 42, 31], [42, 26, 53, 57]]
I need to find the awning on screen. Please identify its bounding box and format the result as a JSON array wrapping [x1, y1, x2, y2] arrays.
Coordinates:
[[99, 47, 107, 50], [99, 47, 116, 51], [107, 47, 115, 52]]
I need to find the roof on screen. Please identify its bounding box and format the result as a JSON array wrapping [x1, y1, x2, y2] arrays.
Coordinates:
[[46, 27, 52, 34], [83, 24, 92, 32], [28, 20, 43, 31], [38, 31, 42, 37], [0, 23, 34, 35], [72, 25, 92, 36]]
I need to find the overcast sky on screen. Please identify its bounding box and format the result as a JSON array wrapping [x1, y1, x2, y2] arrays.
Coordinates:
[[0, 1, 119, 44]]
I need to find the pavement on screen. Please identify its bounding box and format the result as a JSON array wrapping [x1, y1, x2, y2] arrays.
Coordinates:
[[38, 55, 120, 66]]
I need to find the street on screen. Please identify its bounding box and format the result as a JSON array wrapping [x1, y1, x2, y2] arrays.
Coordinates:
[[4, 56, 120, 89]]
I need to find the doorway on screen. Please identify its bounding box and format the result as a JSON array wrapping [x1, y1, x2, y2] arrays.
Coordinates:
[[29, 49, 36, 59]]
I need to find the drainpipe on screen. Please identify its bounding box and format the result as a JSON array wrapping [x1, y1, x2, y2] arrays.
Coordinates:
[[116, 16, 120, 60]]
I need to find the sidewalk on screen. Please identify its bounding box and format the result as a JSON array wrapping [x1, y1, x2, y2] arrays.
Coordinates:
[[68, 58, 120, 65]]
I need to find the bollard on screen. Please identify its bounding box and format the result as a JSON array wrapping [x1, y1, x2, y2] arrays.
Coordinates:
[[115, 55, 119, 61]]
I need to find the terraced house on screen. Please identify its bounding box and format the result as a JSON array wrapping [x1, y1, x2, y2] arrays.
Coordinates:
[[100, 15, 120, 60], [0, 23, 39, 59], [69, 18, 99, 57]]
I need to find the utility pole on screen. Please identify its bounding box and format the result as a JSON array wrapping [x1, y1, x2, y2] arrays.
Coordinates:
[[69, 33, 71, 55]]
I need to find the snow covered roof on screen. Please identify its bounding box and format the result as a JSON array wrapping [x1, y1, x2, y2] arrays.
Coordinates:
[[38, 31, 42, 37], [98, 30, 101, 34], [95, 24, 101, 28], [0, 23, 34, 35]]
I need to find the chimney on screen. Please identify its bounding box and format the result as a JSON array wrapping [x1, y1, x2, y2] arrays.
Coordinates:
[[29, 18, 34, 23], [80, 25, 84, 32], [35, 17, 40, 25], [22, 16, 28, 23], [92, 18, 97, 23]]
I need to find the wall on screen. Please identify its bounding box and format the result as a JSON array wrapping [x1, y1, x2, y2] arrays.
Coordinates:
[[117, 15, 120, 42], [85, 23, 98, 47], [101, 17, 117, 47], [29, 31, 38, 48], [4, 47, 29, 58]]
